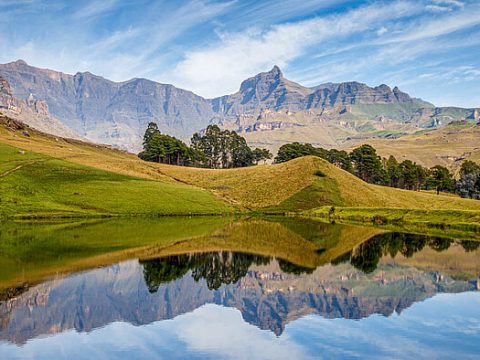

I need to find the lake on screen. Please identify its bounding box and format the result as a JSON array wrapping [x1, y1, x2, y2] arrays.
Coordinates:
[[0, 217, 479, 359]]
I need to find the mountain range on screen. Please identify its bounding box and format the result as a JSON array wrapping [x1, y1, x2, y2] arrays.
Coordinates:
[[0, 60, 478, 152]]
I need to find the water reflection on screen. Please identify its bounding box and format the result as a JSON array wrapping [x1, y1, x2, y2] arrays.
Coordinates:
[[0, 217, 478, 358], [141, 252, 271, 292], [333, 233, 480, 274]]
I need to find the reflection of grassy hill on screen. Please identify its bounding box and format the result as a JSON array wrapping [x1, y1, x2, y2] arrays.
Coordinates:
[[383, 243, 480, 280], [0, 218, 385, 291], [0, 217, 231, 289]]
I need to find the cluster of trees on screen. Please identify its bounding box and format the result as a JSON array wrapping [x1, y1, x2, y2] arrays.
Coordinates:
[[191, 125, 272, 168], [275, 142, 480, 197], [141, 252, 270, 292], [138, 122, 191, 165], [139, 123, 272, 168]]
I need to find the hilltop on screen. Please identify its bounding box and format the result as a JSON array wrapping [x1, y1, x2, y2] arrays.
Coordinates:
[[1, 115, 479, 221]]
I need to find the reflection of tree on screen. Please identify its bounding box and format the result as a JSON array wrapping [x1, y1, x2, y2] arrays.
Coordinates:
[[350, 239, 383, 274], [460, 240, 480, 252], [278, 259, 314, 275], [141, 255, 191, 293], [190, 252, 270, 290], [141, 252, 272, 292], [331, 232, 458, 274], [428, 238, 453, 252]]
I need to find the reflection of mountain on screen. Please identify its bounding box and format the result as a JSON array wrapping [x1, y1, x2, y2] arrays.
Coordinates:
[[1, 247, 477, 344]]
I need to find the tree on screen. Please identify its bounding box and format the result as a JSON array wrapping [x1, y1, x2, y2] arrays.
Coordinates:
[[428, 165, 455, 195], [139, 122, 190, 165], [415, 164, 428, 191], [399, 160, 417, 190], [385, 155, 402, 187], [142, 122, 160, 148], [229, 131, 254, 167], [456, 160, 480, 199], [253, 148, 272, 165], [326, 149, 353, 172], [350, 145, 384, 184], [190, 125, 255, 169], [274, 142, 324, 163]]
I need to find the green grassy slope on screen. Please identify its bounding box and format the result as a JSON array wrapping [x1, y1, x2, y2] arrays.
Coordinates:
[[0, 143, 232, 218], [1, 115, 479, 219]]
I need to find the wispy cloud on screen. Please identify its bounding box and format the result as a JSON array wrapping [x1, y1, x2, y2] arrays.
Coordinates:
[[167, 1, 422, 97], [72, 0, 120, 19], [0, 0, 478, 106]]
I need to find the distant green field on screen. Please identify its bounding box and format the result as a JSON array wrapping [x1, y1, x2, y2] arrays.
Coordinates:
[[0, 143, 232, 218]]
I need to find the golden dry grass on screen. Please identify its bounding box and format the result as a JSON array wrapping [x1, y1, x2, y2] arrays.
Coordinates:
[[342, 124, 480, 173], [2, 117, 480, 212], [156, 157, 322, 208], [0, 118, 174, 182], [320, 159, 480, 209]]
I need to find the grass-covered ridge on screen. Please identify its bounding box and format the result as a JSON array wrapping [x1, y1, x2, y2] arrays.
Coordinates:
[[1, 115, 480, 219], [0, 142, 232, 218]]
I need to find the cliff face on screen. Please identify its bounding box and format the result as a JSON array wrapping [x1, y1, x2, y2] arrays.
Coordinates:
[[0, 257, 475, 344], [0, 74, 79, 139], [1, 60, 477, 152], [0, 61, 216, 151]]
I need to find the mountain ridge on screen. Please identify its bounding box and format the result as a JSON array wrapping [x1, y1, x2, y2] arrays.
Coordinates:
[[0, 60, 478, 152]]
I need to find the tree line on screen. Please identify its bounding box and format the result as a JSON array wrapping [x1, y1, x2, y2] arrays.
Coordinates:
[[139, 122, 272, 168], [275, 142, 480, 198]]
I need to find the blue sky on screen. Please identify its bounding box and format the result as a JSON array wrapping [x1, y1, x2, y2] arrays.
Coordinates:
[[0, 0, 479, 107]]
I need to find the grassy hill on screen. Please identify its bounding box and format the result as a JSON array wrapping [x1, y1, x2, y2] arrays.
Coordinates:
[[343, 123, 480, 173], [1, 115, 479, 220]]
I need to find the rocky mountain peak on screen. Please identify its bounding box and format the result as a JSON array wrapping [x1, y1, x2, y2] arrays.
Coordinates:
[[239, 65, 283, 93], [13, 59, 28, 66], [269, 65, 282, 77]]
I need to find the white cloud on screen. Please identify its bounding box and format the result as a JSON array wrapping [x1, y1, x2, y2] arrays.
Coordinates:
[[377, 26, 389, 36], [167, 1, 422, 97], [72, 0, 120, 19], [426, 4, 453, 12], [172, 305, 313, 360]]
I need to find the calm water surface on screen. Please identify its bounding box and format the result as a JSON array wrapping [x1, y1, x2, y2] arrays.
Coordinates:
[[0, 217, 479, 359]]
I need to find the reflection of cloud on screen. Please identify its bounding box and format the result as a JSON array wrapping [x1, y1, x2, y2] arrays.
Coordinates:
[[286, 292, 480, 359], [0, 293, 478, 359], [172, 305, 313, 360]]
